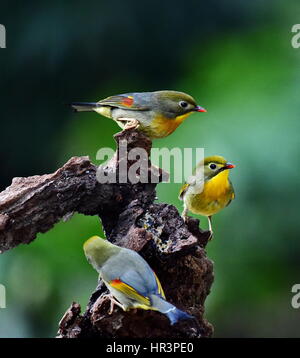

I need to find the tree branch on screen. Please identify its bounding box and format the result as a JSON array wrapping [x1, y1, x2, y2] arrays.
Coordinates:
[[0, 129, 214, 338]]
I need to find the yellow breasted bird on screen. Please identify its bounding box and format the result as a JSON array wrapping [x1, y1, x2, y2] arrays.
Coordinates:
[[71, 90, 206, 139], [179, 155, 235, 237], [83, 236, 193, 325]]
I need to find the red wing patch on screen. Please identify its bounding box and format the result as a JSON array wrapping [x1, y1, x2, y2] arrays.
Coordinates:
[[109, 278, 151, 306], [111, 279, 122, 285], [121, 96, 134, 107]]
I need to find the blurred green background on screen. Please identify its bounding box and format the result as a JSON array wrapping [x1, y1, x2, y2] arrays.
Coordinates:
[[1, 0, 300, 338]]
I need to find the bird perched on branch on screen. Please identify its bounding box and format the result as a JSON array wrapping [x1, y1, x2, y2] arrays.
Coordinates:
[[179, 155, 235, 238], [71, 90, 206, 139], [83, 235, 193, 325]]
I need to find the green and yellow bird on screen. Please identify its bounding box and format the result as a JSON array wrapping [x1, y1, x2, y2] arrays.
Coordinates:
[[83, 236, 193, 325], [179, 155, 235, 237], [71, 90, 206, 139]]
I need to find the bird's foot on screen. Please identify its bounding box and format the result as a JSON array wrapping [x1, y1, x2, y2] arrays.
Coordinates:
[[108, 297, 125, 314], [118, 118, 140, 130], [124, 118, 139, 130], [181, 208, 189, 223]]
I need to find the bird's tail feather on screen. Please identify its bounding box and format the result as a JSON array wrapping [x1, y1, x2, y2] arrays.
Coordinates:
[[70, 102, 98, 112], [150, 294, 193, 325]]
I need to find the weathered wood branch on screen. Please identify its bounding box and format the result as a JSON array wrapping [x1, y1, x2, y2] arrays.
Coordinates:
[[0, 129, 214, 338]]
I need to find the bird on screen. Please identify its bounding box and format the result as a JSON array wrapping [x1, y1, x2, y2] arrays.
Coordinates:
[[179, 155, 235, 238], [83, 235, 193, 325], [71, 90, 206, 139]]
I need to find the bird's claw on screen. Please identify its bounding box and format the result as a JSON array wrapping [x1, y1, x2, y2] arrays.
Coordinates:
[[119, 118, 140, 130], [125, 119, 139, 130], [92, 293, 125, 316]]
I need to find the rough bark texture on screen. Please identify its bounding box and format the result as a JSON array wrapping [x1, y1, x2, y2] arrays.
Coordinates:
[[0, 129, 214, 338]]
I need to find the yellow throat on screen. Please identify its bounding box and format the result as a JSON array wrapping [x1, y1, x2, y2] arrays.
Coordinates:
[[149, 112, 192, 138], [204, 169, 231, 200]]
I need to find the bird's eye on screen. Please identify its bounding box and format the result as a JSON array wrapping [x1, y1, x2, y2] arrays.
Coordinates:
[[209, 163, 217, 170], [179, 101, 188, 108]]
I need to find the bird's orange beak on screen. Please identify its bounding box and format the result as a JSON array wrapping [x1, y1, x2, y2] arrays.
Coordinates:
[[194, 105, 207, 113], [225, 163, 235, 169]]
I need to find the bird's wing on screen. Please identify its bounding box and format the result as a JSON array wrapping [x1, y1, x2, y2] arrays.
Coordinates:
[[226, 180, 235, 207], [231, 190, 235, 201], [97, 95, 149, 111], [108, 271, 151, 307], [102, 249, 164, 306], [178, 183, 190, 200], [179, 174, 198, 200], [152, 270, 166, 299]]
